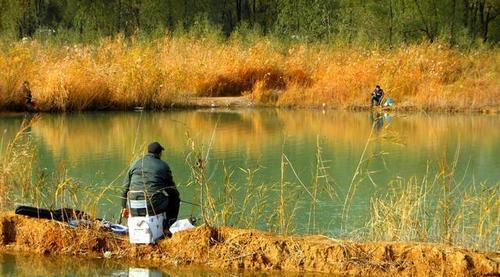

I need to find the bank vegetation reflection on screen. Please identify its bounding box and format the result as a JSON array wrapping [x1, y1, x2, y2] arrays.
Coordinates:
[[28, 110, 499, 164]]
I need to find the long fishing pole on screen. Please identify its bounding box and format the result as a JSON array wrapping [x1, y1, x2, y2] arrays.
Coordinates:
[[180, 199, 201, 207]]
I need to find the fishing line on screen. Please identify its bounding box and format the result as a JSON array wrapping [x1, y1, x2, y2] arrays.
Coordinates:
[[180, 199, 201, 207]]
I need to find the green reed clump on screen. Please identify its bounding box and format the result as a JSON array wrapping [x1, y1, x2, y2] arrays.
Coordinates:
[[366, 175, 498, 251], [234, 167, 274, 229], [307, 136, 338, 234], [0, 116, 117, 220], [340, 117, 499, 251], [184, 130, 339, 235], [0, 116, 36, 210]]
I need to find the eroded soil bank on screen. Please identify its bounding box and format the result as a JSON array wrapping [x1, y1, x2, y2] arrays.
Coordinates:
[[0, 214, 498, 276]]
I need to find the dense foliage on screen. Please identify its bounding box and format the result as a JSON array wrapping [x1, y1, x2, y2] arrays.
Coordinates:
[[0, 0, 498, 45]]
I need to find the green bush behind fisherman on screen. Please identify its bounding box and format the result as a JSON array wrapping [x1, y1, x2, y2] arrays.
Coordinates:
[[121, 142, 180, 228]]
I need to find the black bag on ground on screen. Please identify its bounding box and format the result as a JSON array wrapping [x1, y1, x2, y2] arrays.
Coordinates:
[[15, 205, 90, 222]]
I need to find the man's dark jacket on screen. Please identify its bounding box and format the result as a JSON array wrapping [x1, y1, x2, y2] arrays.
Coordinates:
[[373, 88, 384, 99], [121, 154, 179, 211]]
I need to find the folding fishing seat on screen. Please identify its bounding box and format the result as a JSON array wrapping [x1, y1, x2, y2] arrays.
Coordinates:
[[127, 191, 166, 244]]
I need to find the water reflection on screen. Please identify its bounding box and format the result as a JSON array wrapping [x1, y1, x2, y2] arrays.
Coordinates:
[[114, 268, 164, 277], [369, 111, 394, 132], [369, 111, 384, 131], [0, 252, 124, 276], [130, 268, 163, 277], [26, 111, 496, 158], [0, 252, 331, 276]]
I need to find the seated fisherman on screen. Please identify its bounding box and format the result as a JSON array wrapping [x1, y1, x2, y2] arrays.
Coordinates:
[[121, 142, 180, 228], [370, 85, 385, 107], [19, 81, 35, 110]]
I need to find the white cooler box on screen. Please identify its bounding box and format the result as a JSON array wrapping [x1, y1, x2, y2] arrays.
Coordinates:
[[128, 213, 165, 244], [127, 193, 166, 244]]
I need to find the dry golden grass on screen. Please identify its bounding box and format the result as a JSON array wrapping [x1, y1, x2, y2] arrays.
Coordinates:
[[0, 37, 498, 111]]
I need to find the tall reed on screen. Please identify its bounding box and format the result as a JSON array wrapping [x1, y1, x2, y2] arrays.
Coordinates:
[[366, 175, 498, 251], [0, 116, 120, 222], [0, 37, 498, 111], [0, 116, 36, 209]]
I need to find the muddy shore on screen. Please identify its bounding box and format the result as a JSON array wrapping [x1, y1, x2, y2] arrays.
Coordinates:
[[179, 97, 499, 113], [0, 214, 498, 276], [2, 96, 499, 113]]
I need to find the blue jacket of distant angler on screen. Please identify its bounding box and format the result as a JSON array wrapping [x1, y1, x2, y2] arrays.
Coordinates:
[[121, 153, 179, 213]]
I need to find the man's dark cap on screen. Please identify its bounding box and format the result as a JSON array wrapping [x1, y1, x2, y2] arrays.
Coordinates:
[[148, 142, 164, 154]]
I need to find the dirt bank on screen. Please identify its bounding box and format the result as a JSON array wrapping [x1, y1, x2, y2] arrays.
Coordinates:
[[0, 214, 498, 276]]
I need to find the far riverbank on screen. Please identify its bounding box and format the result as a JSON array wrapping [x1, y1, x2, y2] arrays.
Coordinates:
[[1, 37, 498, 113]]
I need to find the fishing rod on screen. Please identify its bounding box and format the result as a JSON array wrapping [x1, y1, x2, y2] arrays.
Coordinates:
[[180, 199, 201, 207]]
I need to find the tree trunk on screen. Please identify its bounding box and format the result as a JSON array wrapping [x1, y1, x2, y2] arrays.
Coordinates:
[[133, 0, 140, 31], [471, 1, 478, 40], [450, 0, 457, 44], [222, 0, 233, 35], [401, 0, 409, 43], [348, 5, 353, 44], [295, 0, 300, 33], [479, 0, 485, 40], [389, 0, 394, 47], [36, 0, 42, 28], [118, 0, 122, 33], [252, 0, 256, 26], [462, 0, 470, 28], [413, 0, 433, 42], [166, 0, 174, 30], [183, 0, 188, 29], [242, 0, 250, 22], [236, 0, 242, 23], [481, 2, 496, 42], [431, 0, 438, 39]]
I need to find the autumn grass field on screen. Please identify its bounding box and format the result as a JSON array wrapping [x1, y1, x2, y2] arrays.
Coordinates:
[[0, 36, 498, 112]]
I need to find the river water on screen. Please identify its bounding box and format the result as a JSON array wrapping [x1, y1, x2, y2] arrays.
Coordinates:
[[0, 109, 500, 229], [0, 109, 498, 276], [1, 109, 499, 233], [0, 252, 305, 276]]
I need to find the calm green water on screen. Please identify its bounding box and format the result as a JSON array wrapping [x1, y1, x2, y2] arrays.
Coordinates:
[[1, 109, 499, 235]]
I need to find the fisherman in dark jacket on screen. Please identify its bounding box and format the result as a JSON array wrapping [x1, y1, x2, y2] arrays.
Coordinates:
[[20, 81, 32, 104], [370, 85, 385, 107], [121, 142, 180, 228], [19, 81, 35, 111]]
